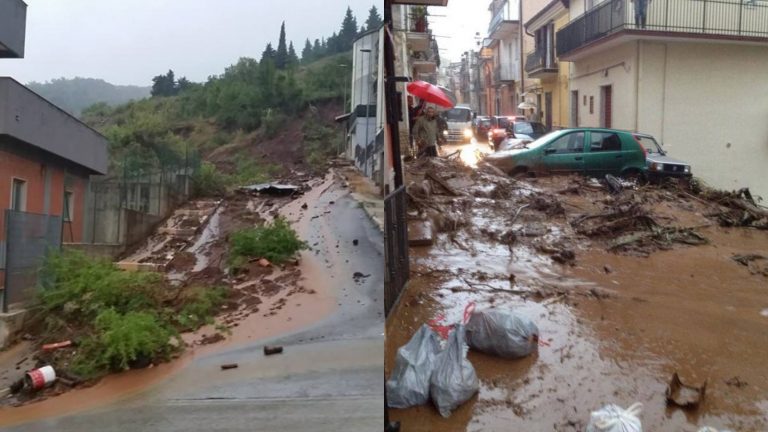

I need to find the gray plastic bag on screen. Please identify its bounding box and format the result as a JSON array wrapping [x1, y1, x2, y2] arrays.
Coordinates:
[[465, 308, 539, 358], [386, 324, 441, 408], [429, 325, 479, 417]]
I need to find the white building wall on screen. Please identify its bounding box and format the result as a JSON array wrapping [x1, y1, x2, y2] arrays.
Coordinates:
[[568, 42, 637, 129], [570, 38, 768, 198], [656, 42, 768, 197]]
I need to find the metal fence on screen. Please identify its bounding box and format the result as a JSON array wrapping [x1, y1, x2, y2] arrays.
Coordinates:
[[2, 210, 61, 312], [557, 0, 768, 57], [86, 166, 191, 244], [384, 185, 409, 317]]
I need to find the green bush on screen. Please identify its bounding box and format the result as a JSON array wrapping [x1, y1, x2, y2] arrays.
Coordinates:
[[72, 309, 176, 377], [191, 161, 228, 197], [39, 251, 163, 323], [175, 286, 227, 331], [229, 217, 308, 266]]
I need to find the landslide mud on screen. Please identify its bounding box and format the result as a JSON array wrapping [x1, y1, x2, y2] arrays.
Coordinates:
[[0, 172, 351, 427], [387, 154, 768, 431]]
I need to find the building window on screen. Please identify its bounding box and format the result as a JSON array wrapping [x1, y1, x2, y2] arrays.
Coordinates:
[[589, 96, 594, 114], [11, 178, 27, 212], [64, 190, 74, 222]]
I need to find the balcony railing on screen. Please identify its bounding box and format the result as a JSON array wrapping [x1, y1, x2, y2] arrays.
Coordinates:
[[489, 0, 520, 36], [557, 0, 768, 58], [525, 48, 557, 73]]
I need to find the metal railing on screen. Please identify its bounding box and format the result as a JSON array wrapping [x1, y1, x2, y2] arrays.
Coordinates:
[[557, 0, 768, 57], [384, 185, 409, 317], [489, 0, 520, 36], [525, 48, 557, 73]]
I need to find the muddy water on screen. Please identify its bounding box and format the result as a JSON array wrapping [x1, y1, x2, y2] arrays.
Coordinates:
[[188, 204, 223, 273], [388, 211, 768, 430]]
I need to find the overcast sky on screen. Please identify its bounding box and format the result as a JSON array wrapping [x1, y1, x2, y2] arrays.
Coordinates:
[[0, 0, 376, 86], [428, 1, 489, 64]]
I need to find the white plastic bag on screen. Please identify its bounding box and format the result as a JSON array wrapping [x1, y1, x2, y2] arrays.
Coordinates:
[[465, 308, 539, 358], [429, 324, 479, 417], [386, 325, 442, 408], [586, 403, 643, 432]]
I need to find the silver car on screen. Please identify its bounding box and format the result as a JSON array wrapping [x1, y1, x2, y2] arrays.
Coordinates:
[[633, 133, 692, 179]]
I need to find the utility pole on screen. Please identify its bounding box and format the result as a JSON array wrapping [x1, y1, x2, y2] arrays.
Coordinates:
[[361, 48, 372, 176]]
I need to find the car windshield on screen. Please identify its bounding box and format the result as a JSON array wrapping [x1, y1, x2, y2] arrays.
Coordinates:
[[497, 117, 511, 128], [443, 108, 472, 122], [479, 119, 491, 126], [499, 130, 566, 153], [634, 135, 663, 154], [514, 122, 546, 135]]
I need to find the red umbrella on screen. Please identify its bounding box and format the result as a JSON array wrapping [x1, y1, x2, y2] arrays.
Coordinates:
[[407, 80, 456, 108]]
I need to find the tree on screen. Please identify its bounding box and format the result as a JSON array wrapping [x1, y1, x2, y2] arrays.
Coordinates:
[[275, 21, 288, 69], [177, 77, 193, 92], [364, 6, 383, 32], [338, 7, 358, 52], [151, 70, 177, 97], [301, 39, 313, 64], [287, 41, 299, 67], [261, 43, 276, 64]]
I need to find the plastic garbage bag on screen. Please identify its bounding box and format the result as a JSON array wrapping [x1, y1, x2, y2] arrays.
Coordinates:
[[586, 403, 643, 432], [465, 308, 539, 358], [386, 324, 442, 408], [429, 324, 479, 417]]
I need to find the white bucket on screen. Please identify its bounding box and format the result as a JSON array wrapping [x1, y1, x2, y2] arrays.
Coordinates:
[[25, 365, 57, 390]]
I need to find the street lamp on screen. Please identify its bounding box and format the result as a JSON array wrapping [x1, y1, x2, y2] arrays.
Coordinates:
[[360, 48, 372, 176]]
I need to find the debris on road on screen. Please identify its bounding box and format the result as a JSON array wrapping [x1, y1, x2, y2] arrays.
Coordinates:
[[429, 325, 479, 418], [240, 183, 301, 196], [220, 363, 239, 370], [465, 308, 539, 359], [604, 174, 623, 194], [586, 403, 643, 432], [386, 325, 442, 409], [25, 366, 57, 392], [264, 345, 284, 356], [41, 341, 72, 351], [666, 372, 706, 409]]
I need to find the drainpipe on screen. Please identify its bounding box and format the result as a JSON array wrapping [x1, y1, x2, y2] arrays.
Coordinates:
[[519, 0, 525, 110], [634, 40, 640, 132]]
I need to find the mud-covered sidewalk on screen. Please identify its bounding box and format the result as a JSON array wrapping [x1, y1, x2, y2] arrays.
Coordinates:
[[386, 155, 768, 431]]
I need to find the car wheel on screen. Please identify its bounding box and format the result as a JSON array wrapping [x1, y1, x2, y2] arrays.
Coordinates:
[[510, 166, 528, 178]]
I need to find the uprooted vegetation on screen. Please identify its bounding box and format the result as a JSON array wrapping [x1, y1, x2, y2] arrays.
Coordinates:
[[31, 251, 227, 381], [228, 217, 309, 270]]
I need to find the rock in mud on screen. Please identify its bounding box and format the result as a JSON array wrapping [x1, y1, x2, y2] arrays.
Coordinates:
[[264, 345, 284, 356]]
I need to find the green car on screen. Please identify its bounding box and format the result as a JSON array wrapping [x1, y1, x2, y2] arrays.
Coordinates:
[[484, 128, 647, 178]]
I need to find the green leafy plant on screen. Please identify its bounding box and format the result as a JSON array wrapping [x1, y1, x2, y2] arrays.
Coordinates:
[[72, 309, 176, 377], [229, 217, 308, 266], [175, 286, 227, 331], [191, 161, 228, 197]]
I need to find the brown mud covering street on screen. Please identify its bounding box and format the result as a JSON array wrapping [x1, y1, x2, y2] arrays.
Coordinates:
[[0, 164, 362, 425], [386, 153, 768, 431]]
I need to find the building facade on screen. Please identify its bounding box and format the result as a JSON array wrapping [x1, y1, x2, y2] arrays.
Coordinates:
[[558, 0, 768, 197], [525, 0, 571, 130]]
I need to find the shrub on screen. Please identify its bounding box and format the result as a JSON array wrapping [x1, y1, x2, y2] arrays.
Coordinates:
[[229, 217, 308, 265], [191, 161, 228, 197], [175, 286, 227, 331], [72, 309, 176, 377]]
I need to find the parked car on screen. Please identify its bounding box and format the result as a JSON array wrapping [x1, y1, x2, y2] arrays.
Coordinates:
[[633, 133, 692, 180], [473, 116, 491, 142], [487, 117, 546, 150], [484, 128, 647, 178]]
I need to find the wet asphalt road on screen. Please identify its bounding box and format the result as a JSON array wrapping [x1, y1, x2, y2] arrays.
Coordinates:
[[4, 181, 385, 432]]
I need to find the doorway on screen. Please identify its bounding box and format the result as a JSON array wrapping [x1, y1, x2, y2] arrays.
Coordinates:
[[571, 90, 579, 127], [544, 92, 552, 130], [600, 85, 612, 128]]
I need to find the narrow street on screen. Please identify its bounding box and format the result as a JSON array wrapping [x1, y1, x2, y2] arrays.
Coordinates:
[[1, 171, 385, 431], [386, 154, 768, 431]]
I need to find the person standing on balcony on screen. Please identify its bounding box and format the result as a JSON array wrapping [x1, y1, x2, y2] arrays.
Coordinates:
[[413, 105, 440, 158], [631, 0, 651, 29]]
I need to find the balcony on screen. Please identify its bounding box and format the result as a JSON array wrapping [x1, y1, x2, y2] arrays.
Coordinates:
[[494, 64, 517, 83], [557, 0, 768, 60], [405, 31, 431, 52], [489, 0, 520, 40], [0, 0, 27, 58], [391, 0, 448, 5], [525, 48, 558, 78]]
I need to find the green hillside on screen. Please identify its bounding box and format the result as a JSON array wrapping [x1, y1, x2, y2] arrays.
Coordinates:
[[27, 78, 150, 116]]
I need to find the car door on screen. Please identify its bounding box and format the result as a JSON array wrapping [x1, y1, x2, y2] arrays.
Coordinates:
[[583, 131, 624, 176], [540, 131, 586, 174]]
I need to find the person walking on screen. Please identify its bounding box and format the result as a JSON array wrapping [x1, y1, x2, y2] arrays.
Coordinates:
[[631, 0, 650, 29], [412, 106, 440, 158]]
